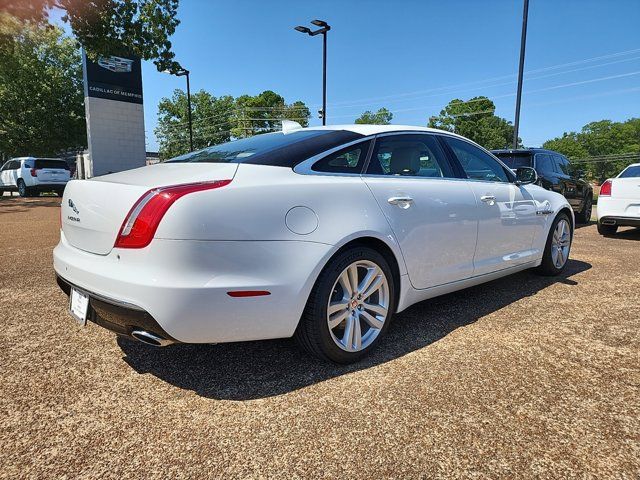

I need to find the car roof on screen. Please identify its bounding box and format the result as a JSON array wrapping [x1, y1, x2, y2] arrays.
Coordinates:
[[305, 124, 469, 140], [491, 148, 560, 155]]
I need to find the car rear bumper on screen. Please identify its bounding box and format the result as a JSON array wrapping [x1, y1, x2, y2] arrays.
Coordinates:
[[53, 231, 333, 343], [598, 216, 640, 227], [56, 274, 177, 343], [597, 197, 640, 222]]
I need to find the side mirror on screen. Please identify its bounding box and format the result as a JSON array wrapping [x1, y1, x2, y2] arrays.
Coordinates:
[[515, 167, 537, 185]]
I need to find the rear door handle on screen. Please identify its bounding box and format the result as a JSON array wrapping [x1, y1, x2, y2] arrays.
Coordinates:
[[480, 195, 496, 205], [388, 196, 414, 209]]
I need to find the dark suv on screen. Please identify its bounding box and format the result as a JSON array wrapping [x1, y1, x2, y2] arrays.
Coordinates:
[[491, 148, 593, 223]]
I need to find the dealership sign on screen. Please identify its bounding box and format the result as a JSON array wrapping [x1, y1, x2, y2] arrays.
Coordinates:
[[83, 52, 143, 104]]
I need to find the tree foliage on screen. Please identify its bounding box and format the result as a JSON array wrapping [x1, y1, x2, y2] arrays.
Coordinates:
[[155, 90, 311, 159], [427, 96, 519, 150], [543, 118, 640, 181], [0, 0, 181, 71], [355, 107, 393, 125], [0, 21, 85, 158]]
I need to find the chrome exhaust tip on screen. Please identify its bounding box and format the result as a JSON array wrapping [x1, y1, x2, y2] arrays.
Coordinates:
[[601, 219, 616, 225], [131, 330, 174, 347]]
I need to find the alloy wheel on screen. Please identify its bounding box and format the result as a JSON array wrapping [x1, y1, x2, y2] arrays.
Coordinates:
[[327, 260, 390, 352], [551, 219, 571, 269]]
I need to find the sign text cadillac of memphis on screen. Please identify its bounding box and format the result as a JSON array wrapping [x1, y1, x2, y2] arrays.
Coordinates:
[[83, 52, 143, 104]]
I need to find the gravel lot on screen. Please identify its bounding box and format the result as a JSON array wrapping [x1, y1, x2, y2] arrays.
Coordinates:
[[1, 195, 638, 479]]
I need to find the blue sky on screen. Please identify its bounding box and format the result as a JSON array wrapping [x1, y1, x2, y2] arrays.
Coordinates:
[[64, 1, 640, 150]]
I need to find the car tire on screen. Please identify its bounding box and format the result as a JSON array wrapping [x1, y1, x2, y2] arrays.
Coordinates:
[[575, 194, 593, 224], [597, 222, 618, 236], [536, 212, 572, 276], [294, 246, 396, 364], [17, 179, 29, 197]]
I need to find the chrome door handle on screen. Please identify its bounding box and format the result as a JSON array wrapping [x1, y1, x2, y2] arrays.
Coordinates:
[[388, 196, 414, 209], [480, 195, 496, 205]]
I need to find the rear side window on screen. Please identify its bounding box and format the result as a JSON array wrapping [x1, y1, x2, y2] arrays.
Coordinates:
[[366, 134, 454, 178], [493, 152, 532, 169], [619, 165, 640, 178], [167, 130, 365, 168], [312, 141, 371, 174], [444, 137, 510, 182], [35, 159, 69, 170]]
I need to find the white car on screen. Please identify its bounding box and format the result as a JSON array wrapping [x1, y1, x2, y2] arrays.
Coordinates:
[[596, 162, 640, 235], [54, 125, 573, 363], [0, 157, 71, 197]]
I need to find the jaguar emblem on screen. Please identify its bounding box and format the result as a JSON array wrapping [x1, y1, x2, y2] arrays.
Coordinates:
[[68, 199, 79, 215]]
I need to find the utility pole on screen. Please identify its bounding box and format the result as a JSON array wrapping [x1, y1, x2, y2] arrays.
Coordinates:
[[513, 0, 530, 149]]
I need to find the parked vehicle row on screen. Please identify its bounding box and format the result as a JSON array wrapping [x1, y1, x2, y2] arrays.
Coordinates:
[[0, 157, 71, 197], [491, 148, 593, 224], [54, 124, 574, 363], [596, 163, 640, 235]]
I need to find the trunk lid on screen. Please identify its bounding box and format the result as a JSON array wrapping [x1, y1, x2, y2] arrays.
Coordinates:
[[33, 159, 70, 182], [62, 163, 238, 255], [611, 177, 640, 198]]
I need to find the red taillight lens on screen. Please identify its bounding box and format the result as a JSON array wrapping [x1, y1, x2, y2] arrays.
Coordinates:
[[30, 168, 39, 177], [599, 180, 612, 197], [114, 180, 232, 249]]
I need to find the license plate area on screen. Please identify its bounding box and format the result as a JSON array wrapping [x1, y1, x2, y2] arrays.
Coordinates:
[[69, 288, 89, 326]]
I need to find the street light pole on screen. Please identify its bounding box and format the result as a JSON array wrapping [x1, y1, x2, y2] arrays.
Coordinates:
[[513, 0, 530, 149], [294, 20, 331, 125], [176, 69, 194, 152], [322, 30, 327, 126]]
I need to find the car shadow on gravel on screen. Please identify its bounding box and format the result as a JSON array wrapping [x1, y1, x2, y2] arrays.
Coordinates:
[[119, 259, 591, 401]]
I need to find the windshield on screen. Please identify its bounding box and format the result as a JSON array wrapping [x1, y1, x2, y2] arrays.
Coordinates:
[[493, 152, 533, 169], [167, 130, 331, 163], [35, 159, 69, 170], [619, 165, 640, 178]]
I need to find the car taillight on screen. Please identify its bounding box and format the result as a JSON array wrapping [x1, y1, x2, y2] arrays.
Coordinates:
[[114, 180, 232, 249], [599, 180, 612, 197], [30, 168, 39, 177]]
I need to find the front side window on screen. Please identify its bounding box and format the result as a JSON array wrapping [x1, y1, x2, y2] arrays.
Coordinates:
[[619, 165, 640, 178], [444, 137, 510, 182], [553, 155, 569, 175], [311, 141, 371, 174], [535, 153, 555, 175], [366, 134, 454, 178]]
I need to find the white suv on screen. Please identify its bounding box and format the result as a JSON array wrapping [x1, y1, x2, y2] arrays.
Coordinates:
[[0, 157, 71, 197]]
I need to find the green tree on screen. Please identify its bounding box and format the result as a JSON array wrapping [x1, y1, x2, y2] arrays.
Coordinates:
[[155, 89, 311, 158], [427, 97, 519, 150], [355, 107, 393, 125], [543, 118, 640, 181], [231, 90, 310, 139], [0, 21, 85, 158], [155, 89, 235, 159], [1, 0, 181, 71]]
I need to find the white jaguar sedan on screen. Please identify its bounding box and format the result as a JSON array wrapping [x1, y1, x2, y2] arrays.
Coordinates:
[[54, 124, 573, 363]]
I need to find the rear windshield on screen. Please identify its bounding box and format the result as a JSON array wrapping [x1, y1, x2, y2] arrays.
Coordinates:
[[35, 159, 69, 170], [166, 130, 364, 167], [493, 152, 533, 169], [619, 165, 640, 178]]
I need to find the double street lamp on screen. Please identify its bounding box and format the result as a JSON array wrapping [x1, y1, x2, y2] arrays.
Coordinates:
[[294, 20, 331, 126], [164, 67, 193, 152]]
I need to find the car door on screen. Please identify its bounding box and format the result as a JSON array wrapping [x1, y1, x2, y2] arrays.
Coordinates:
[[2, 160, 19, 187], [442, 136, 538, 276], [0, 161, 9, 187], [362, 133, 478, 289]]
